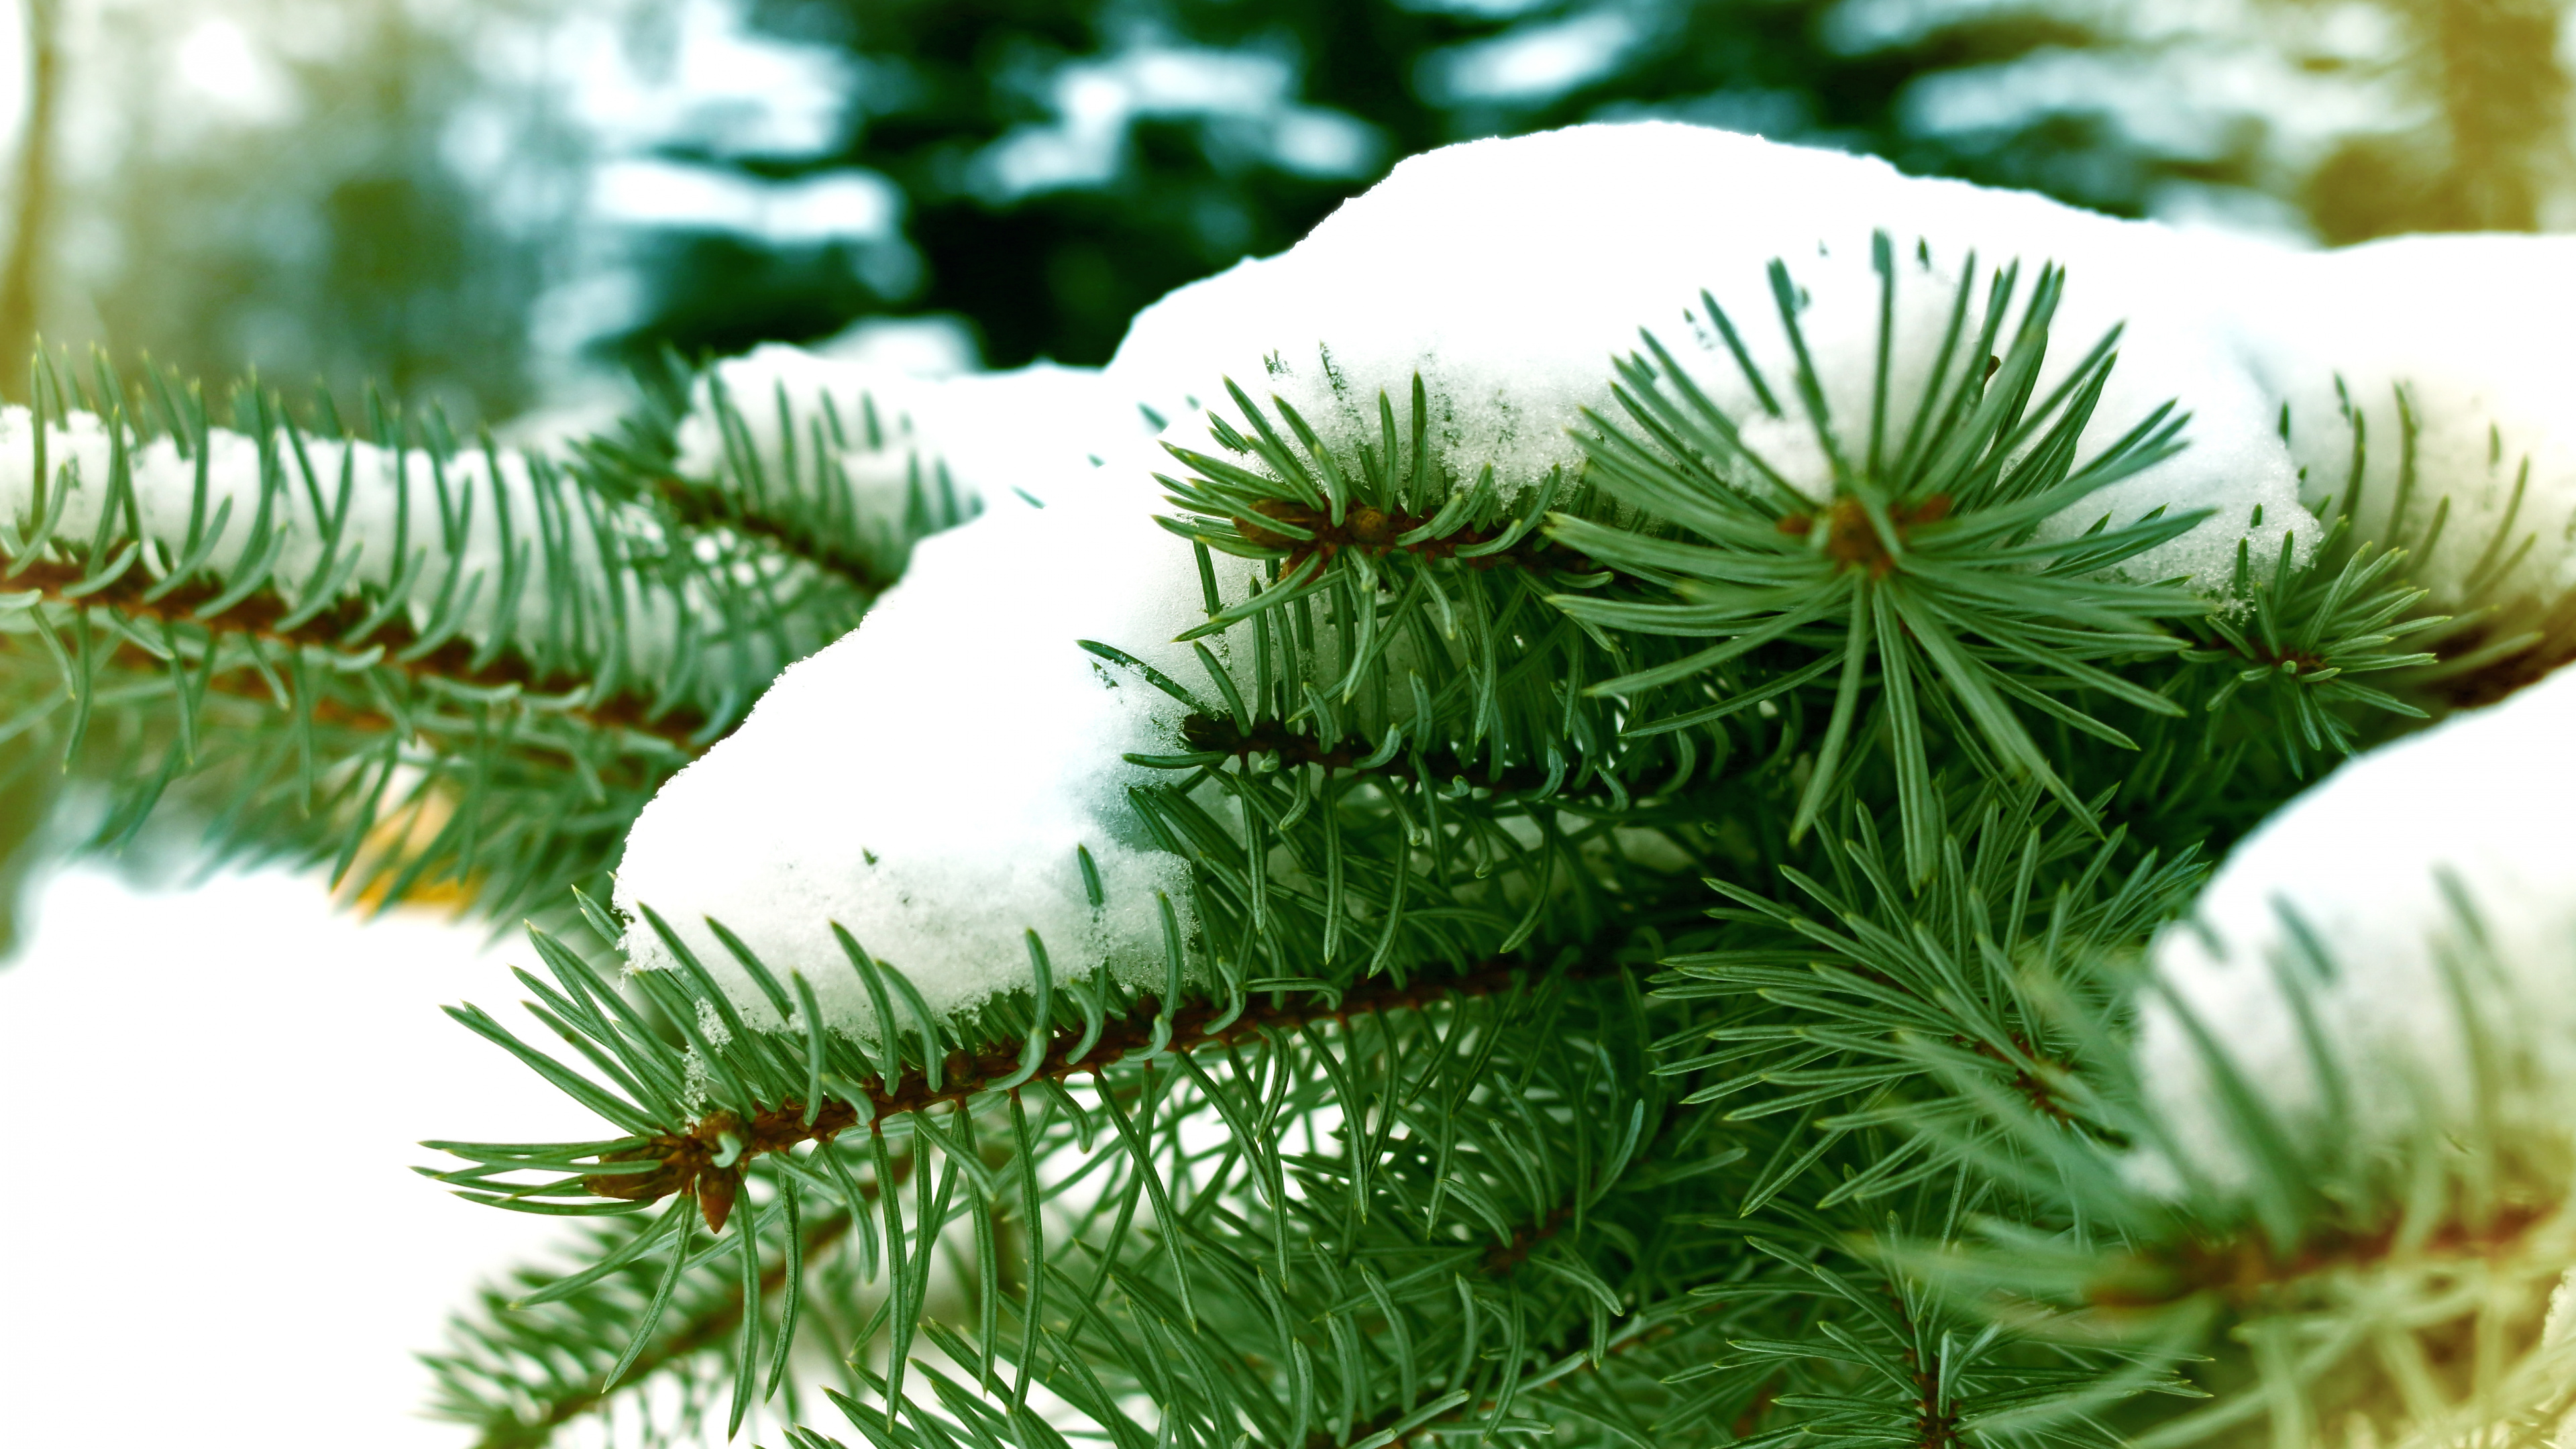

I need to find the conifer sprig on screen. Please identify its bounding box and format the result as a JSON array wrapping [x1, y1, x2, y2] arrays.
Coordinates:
[[2298, 376, 2572, 709], [425, 907, 1719, 1447], [0, 356, 710, 912], [1151, 371, 1671, 807], [1551, 238, 2204, 883], [2168, 520, 2438, 769], [570, 348, 979, 602], [1652, 782, 2205, 1212]]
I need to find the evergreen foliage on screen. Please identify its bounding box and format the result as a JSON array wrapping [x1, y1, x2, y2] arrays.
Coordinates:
[[7, 8, 2575, 1440], [638, 0, 2279, 370], [405, 239, 2571, 1448], [0, 347, 963, 925]]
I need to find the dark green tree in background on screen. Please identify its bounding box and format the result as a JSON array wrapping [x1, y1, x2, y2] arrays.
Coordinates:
[[4, 1, 2569, 400], [632, 0, 2238, 369], [619, 0, 2575, 370]]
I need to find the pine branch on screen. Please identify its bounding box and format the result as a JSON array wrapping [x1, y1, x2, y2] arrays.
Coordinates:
[[645, 469, 903, 598], [1550, 246, 2209, 883], [1654, 780, 2203, 1210], [0, 353, 886, 914], [580, 948, 1624, 1229], [1223, 492, 1609, 582], [1177, 710, 1632, 798], [433, 898, 1699, 1448], [421, 236, 2575, 1448], [5, 550, 709, 749], [1316, 1284, 1708, 1449], [572, 354, 979, 606], [452, 1211, 861, 1449], [2090, 1198, 2560, 1311]]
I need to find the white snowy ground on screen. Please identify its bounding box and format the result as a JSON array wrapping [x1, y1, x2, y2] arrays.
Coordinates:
[[0, 867, 606, 1446]]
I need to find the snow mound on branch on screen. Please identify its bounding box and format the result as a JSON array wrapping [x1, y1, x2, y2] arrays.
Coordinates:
[[1108, 120, 2316, 591], [672, 346, 1156, 523], [2231, 233, 2576, 621], [2131, 663, 2576, 1194], [610, 487, 1223, 1034]]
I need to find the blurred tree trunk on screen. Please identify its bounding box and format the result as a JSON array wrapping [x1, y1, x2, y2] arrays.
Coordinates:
[[2423, 0, 2569, 230], [2299, 0, 2573, 242], [0, 0, 57, 400]]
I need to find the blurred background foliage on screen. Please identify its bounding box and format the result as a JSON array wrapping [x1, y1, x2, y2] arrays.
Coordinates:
[[0, 0, 2567, 426]]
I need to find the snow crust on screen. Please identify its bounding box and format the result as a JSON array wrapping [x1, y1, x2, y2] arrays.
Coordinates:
[[612, 486, 1226, 1034], [2131, 663, 2576, 1193], [671, 345, 1158, 529], [2229, 233, 2576, 620], [1107, 121, 2318, 590]]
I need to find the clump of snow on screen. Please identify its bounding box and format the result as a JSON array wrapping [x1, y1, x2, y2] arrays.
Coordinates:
[[1107, 121, 2318, 592], [2229, 233, 2576, 622], [611, 481, 1231, 1036], [2131, 662, 2576, 1195], [670, 345, 1161, 531], [812, 313, 983, 376]]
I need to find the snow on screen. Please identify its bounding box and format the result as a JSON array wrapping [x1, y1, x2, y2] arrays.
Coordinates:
[[1107, 121, 2318, 592], [669, 345, 1160, 535], [968, 43, 1381, 203], [0, 865, 601, 1448], [1418, 12, 1639, 105], [2229, 233, 2576, 623], [813, 313, 983, 377], [2130, 662, 2576, 1194], [592, 158, 903, 246], [611, 484, 1227, 1036]]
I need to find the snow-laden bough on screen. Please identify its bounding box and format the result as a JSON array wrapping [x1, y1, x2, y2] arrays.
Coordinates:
[[2131, 661, 2576, 1197], [0, 405, 678, 659], [2229, 234, 2576, 669], [610, 121, 2576, 1041]]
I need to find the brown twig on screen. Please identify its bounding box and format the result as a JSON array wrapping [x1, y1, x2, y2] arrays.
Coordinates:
[[1884, 1290, 1964, 1449], [1953, 1032, 2080, 1125], [9, 554, 711, 750], [589, 952, 1626, 1228], [1180, 712, 1571, 795], [1483, 1201, 1578, 1277], [2088, 1199, 2555, 1311], [1774, 494, 1953, 578]]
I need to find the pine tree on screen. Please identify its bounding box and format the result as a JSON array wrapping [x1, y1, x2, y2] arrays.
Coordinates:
[[8, 122, 2576, 1449]]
